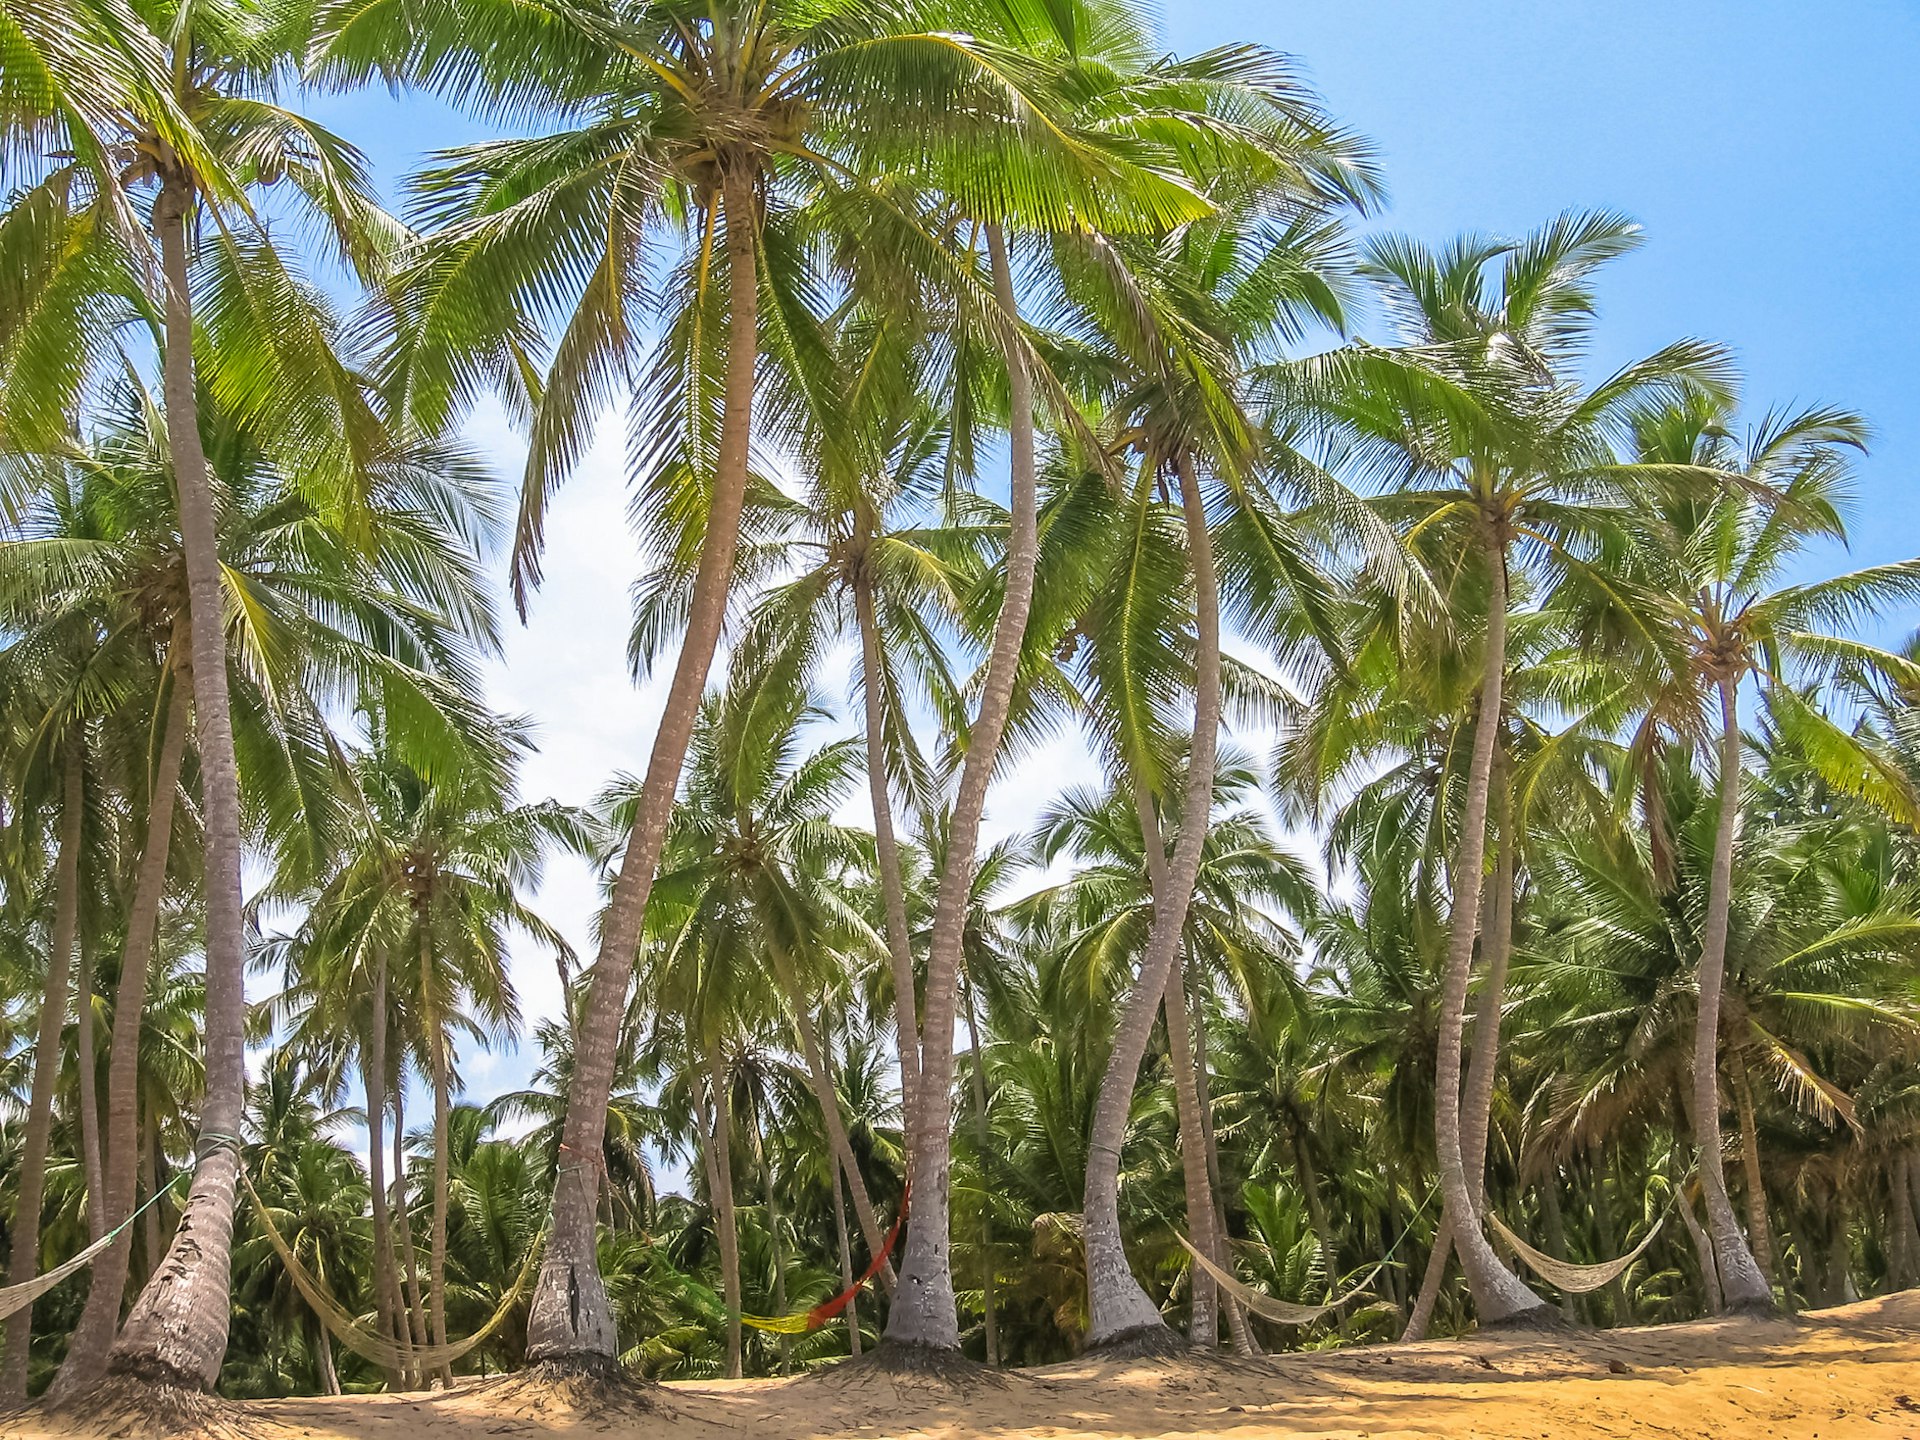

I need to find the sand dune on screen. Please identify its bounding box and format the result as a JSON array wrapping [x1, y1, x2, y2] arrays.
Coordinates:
[[13, 1290, 1920, 1440]]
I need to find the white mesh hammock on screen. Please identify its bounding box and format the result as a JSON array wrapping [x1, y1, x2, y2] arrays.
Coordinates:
[[1177, 1234, 1388, 1326], [1486, 1209, 1668, 1294]]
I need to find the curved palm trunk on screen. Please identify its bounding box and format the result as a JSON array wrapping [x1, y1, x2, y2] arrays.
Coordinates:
[[393, 1087, 431, 1358], [1693, 675, 1773, 1313], [752, 1103, 790, 1375], [1082, 451, 1220, 1353], [885, 223, 1039, 1354], [1729, 1050, 1774, 1284], [109, 175, 253, 1393], [1431, 546, 1549, 1327], [769, 946, 893, 1289], [1192, 1007, 1254, 1354], [1, 738, 85, 1404], [526, 173, 760, 1370], [55, 678, 190, 1393], [362, 951, 408, 1390], [855, 573, 921, 1129], [314, 1321, 341, 1396], [1405, 793, 1514, 1342]]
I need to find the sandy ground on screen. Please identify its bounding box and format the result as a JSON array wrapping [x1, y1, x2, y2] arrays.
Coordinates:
[[11, 1290, 1920, 1440]]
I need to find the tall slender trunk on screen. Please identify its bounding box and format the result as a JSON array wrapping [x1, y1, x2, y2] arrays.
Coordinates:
[[362, 951, 407, 1390], [1082, 451, 1221, 1352], [54, 675, 190, 1394], [393, 1087, 430, 1356], [768, 945, 893, 1288], [110, 173, 252, 1393], [1191, 1003, 1253, 1354], [1539, 1172, 1579, 1322], [527, 172, 760, 1369], [752, 1101, 790, 1375], [1128, 779, 1219, 1350], [314, 1321, 340, 1396], [832, 1169, 860, 1356], [140, 1116, 163, 1285], [1432, 540, 1548, 1326], [1407, 796, 1517, 1341], [1, 736, 85, 1404], [1679, 1186, 1723, 1313], [1729, 1051, 1774, 1284], [706, 1053, 742, 1379], [885, 223, 1039, 1353], [1895, 1155, 1920, 1290], [1165, 952, 1218, 1349], [76, 936, 106, 1242], [1692, 673, 1773, 1313], [428, 1007, 454, 1386], [855, 572, 921, 1130], [961, 964, 999, 1366]]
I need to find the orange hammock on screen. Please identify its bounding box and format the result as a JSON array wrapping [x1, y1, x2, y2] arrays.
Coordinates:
[[742, 1182, 908, 1335]]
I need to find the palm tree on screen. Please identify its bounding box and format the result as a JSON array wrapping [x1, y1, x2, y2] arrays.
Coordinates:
[[3, 0, 411, 1391], [1307, 212, 1739, 1325], [1611, 395, 1920, 1310]]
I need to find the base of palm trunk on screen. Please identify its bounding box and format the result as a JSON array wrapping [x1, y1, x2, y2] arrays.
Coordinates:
[[1476, 1302, 1573, 1333], [44, 1369, 250, 1438], [1084, 1319, 1186, 1359], [821, 1339, 1005, 1388], [1721, 1294, 1780, 1320], [473, 1358, 658, 1411]]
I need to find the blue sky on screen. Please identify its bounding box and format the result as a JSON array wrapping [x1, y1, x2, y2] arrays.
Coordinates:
[[302, 2, 1919, 1118]]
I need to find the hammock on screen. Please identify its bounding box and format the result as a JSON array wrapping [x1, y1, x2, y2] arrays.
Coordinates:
[[1176, 1234, 1387, 1327], [742, 1182, 908, 1335], [1486, 1209, 1666, 1294], [241, 1166, 542, 1372], [0, 1168, 189, 1321]]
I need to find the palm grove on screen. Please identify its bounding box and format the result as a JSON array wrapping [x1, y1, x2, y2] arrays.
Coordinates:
[[2, 0, 1919, 1407]]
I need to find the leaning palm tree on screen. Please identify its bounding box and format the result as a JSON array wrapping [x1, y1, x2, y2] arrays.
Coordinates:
[[1610, 395, 1920, 1310], [1306, 211, 1738, 1325], [2, 0, 410, 1393]]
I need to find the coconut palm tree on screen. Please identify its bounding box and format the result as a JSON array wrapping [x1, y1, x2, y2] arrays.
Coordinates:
[[1304, 212, 1739, 1325], [2, 0, 415, 1390], [1605, 395, 1920, 1309]]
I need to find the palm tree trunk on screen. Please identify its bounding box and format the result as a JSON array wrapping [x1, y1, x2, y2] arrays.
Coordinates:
[[833, 1170, 861, 1356], [54, 675, 190, 1394], [140, 1117, 163, 1284], [76, 937, 107, 1243], [362, 949, 408, 1390], [961, 963, 999, 1366], [1679, 1181, 1723, 1313], [1431, 541, 1549, 1327], [428, 1015, 455, 1386], [1082, 450, 1220, 1354], [1409, 799, 1520, 1341], [1, 735, 85, 1405], [706, 1053, 743, 1379], [314, 1321, 341, 1396], [526, 172, 761, 1371], [768, 946, 893, 1289], [1729, 1052, 1774, 1284], [109, 174, 253, 1393], [855, 572, 921, 1130], [393, 1087, 431, 1357], [753, 1102, 790, 1375], [885, 222, 1040, 1355], [1164, 952, 1219, 1350], [1693, 673, 1773, 1313], [1539, 1173, 1579, 1322], [1191, 1009, 1253, 1354], [1895, 1154, 1920, 1290]]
